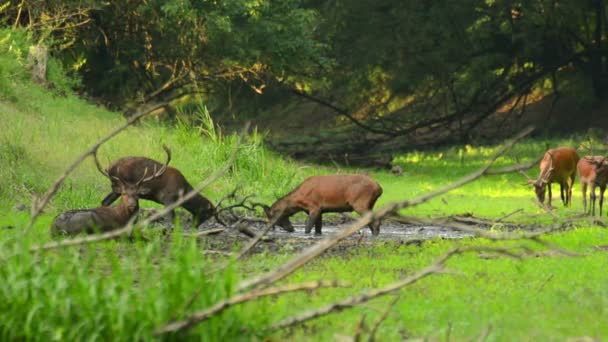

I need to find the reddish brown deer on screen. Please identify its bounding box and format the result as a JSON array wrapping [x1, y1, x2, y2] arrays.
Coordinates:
[[577, 156, 608, 216], [262, 174, 383, 235], [527, 147, 579, 207], [50, 168, 153, 236], [96, 146, 215, 228]]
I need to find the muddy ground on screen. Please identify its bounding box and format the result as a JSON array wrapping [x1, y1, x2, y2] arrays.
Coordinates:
[[142, 210, 498, 254]]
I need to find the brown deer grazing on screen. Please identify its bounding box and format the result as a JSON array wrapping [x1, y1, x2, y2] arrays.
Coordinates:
[[527, 147, 579, 207], [97, 146, 215, 228], [577, 156, 608, 216], [262, 174, 383, 235], [50, 169, 151, 236]]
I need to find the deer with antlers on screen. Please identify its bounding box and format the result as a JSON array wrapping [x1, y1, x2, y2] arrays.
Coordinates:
[[524, 147, 579, 207], [50, 166, 154, 236], [96, 146, 215, 228]]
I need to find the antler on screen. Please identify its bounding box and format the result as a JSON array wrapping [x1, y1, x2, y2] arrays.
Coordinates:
[[136, 145, 172, 185], [92, 148, 111, 179]]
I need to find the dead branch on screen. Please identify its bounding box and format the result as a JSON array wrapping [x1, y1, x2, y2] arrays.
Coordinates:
[[26, 102, 170, 233], [29, 123, 250, 252], [367, 295, 401, 342], [496, 208, 524, 222], [154, 280, 349, 336], [236, 126, 535, 292], [182, 229, 226, 237]]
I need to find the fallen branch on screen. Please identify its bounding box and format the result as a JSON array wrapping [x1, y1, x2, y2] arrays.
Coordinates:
[[29, 123, 250, 252], [154, 280, 349, 335], [26, 102, 169, 233], [236, 126, 536, 292]]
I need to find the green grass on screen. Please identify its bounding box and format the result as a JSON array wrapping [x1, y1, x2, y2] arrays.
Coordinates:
[[0, 28, 607, 341]]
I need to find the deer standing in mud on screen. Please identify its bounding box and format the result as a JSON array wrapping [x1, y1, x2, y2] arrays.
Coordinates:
[[97, 146, 215, 228], [262, 174, 383, 235], [526, 147, 579, 208], [51, 163, 164, 236], [577, 156, 608, 216]]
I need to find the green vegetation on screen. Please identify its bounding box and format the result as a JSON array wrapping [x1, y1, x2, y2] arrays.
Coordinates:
[[0, 28, 607, 341]]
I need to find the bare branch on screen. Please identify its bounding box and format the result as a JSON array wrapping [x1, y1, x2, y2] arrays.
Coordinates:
[[154, 280, 350, 336]]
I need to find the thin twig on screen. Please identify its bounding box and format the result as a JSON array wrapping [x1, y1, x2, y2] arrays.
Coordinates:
[[496, 208, 524, 222], [26, 102, 169, 233], [367, 295, 401, 342], [236, 126, 536, 292], [154, 280, 349, 335], [29, 123, 250, 252]]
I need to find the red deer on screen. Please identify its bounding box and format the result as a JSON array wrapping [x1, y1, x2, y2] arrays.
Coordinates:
[[96, 146, 215, 228], [262, 174, 383, 235], [577, 156, 608, 216], [527, 147, 579, 207], [50, 169, 153, 236]]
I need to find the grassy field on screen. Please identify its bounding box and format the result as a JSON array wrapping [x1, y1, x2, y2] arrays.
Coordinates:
[[1, 29, 607, 341]]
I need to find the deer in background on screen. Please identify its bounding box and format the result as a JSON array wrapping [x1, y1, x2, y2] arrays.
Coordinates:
[[51, 164, 163, 236], [97, 146, 215, 228], [261, 174, 383, 235], [577, 156, 608, 216], [526, 147, 579, 207]]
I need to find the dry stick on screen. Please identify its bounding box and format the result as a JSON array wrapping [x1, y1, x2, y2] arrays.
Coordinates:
[[25, 102, 168, 233], [154, 280, 349, 335], [236, 126, 536, 292], [367, 295, 401, 342], [495, 208, 524, 222], [29, 123, 249, 252]]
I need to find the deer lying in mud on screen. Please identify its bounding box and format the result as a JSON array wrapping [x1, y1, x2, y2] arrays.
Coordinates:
[[97, 146, 215, 228], [262, 174, 383, 235], [577, 156, 608, 216], [50, 168, 154, 236], [526, 147, 579, 207]]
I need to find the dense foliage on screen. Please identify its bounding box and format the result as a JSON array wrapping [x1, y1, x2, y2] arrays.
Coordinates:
[[2, 0, 608, 151]]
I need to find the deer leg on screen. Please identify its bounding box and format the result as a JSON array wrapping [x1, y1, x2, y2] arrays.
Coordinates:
[[600, 185, 606, 217], [547, 183, 553, 207], [314, 214, 323, 235], [353, 205, 380, 236], [560, 182, 566, 206], [101, 192, 120, 206], [581, 182, 588, 214], [568, 174, 575, 207], [305, 209, 321, 234], [591, 184, 597, 216]]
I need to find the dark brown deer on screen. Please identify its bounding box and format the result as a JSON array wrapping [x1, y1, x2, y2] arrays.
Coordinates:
[[50, 169, 152, 236], [97, 146, 215, 228], [526, 147, 579, 207], [577, 156, 608, 216], [262, 174, 383, 235]]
